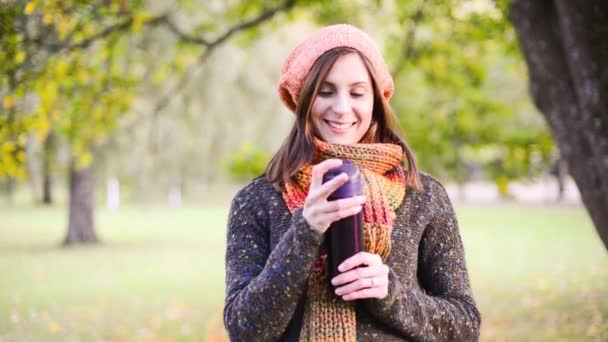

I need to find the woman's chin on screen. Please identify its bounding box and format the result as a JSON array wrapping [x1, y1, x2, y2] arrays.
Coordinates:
[[321, 136, 356, 145]]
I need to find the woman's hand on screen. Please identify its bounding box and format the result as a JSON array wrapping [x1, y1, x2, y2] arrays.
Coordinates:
[[302, 159, 367, 235], [331, 252, 390, 301]]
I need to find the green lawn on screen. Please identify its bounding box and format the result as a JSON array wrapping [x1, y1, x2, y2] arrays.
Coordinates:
[[0, 202, 606, 341]]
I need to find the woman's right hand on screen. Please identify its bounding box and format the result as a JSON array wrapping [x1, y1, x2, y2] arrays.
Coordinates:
[[302, 159, 367, 235]]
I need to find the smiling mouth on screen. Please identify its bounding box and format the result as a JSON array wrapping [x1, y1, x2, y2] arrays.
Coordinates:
[[324, 120, 356, 129]]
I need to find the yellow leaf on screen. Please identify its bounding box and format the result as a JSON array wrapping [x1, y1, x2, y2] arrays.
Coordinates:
[[47, 321, 60, 333], [92, 107, 103, 120], [56, 16, 72, 39], [2, 141, 16, 153], [24, 2, 36, 15], [16, 168, 28, 181], [3, 95, 15, 108], [82, 22, 95, 36], [77, 152, 93, 169], [39, 82, 58, 107], [36, 119, 50, 141], [16, 151, 26, 163], [55, 60, 69, 78], [43, 14, 53, 25], [15, 51, 26, 64], [77, 73, 89, 85], [132, 12, 151, 32]]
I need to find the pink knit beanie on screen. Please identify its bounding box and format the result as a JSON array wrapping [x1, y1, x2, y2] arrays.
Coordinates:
[[278, 24, 394, 113]]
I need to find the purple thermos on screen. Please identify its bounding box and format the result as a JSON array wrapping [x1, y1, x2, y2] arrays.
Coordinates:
[[322, 160, 365, 282]]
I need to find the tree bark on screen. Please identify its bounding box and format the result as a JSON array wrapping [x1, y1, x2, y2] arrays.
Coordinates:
[[42, 131, 55, 205], [4, 178, 15, 205], [509, 0, 608, 249], [551, 157, 568, 202], [63, 162, 99, 245]]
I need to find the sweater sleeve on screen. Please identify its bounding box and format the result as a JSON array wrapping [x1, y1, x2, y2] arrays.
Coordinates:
[[363, 179, 481, 341], [223, 181, 324, 341]]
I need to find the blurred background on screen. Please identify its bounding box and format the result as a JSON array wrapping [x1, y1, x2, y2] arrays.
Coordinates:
[[1, 0, 607, 341]]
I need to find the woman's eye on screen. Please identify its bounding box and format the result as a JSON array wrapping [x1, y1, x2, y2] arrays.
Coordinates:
[[351, 93, 364, 98], [318, 91, 333, 97]]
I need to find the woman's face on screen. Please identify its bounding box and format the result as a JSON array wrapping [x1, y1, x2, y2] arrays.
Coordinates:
[[310, 53, 374, 145]]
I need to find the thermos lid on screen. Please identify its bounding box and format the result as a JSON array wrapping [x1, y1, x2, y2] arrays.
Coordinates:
[[323, 160, 362, 199]]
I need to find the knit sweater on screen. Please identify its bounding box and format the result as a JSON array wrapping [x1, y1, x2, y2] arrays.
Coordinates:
[[223, 172, 481, 341]]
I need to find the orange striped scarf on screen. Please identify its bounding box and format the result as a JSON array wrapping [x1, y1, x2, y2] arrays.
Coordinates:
[[282, 138, 407, 341]]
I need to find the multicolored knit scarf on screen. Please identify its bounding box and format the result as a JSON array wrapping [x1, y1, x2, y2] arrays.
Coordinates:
[[282, 138, 407, 342]]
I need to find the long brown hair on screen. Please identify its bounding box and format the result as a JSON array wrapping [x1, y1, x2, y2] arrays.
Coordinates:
[[265, 47, 422, 191]]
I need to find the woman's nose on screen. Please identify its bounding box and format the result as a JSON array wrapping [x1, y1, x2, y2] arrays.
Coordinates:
[[331, 94, 351, 115]]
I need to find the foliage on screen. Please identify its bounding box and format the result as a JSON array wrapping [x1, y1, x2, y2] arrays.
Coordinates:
[[225, 142, 270, 182], [1, 0, 556, 195], [0, 0, 295, 182], [0, 0, 146, 178], [262, 0, 556, 193], [381, 1, 552, 193]]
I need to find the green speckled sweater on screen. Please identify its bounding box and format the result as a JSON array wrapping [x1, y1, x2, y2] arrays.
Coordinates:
[[223, 172, 481, 341]]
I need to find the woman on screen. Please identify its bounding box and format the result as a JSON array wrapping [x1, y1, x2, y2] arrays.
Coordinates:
[[224, 24, 481, 341]]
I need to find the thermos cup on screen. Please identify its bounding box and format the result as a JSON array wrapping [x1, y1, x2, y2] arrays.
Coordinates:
[[322, 160, 364, 282]]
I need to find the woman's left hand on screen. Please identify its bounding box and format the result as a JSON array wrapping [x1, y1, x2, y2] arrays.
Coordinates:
[[331, 252, 389, 301]]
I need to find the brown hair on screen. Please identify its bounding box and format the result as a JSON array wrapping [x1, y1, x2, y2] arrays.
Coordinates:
[[265, 47, 422, 192]]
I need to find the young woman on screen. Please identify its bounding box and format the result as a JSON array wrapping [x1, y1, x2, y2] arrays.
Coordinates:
[[224, 24, 481, 341]]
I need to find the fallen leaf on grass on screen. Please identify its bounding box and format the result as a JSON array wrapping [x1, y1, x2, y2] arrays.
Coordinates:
[[47, 320, 60, 333]]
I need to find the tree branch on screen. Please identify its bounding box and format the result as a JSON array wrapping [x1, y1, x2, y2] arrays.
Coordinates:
[[43, 0, 296, 55], [206, 0, 296, 51], [162, 17, 210, 46], [58, 14, 169, 52], [149, 0, 297, 117]]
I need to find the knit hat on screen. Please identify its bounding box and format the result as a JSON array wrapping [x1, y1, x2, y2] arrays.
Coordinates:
[[278, 24, 394, 113]]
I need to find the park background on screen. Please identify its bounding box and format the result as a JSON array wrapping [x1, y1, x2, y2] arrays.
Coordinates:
[[1, 0, 607, 341]]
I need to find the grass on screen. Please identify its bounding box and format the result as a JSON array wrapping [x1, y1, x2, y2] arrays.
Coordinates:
[[0, 202, 606, 341], [460, 204, 608, 341]]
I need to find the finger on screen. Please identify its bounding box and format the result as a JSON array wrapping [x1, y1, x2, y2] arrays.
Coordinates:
[[305, 202, 363, 226], [342, 287, 388, 301], [310, 173, 348, 201], [306, 197, 362, 224], [319, 195, 367, 214], [331, 263, 384, 287], [307, 172, 348, 203], [338, 252, 383, 273], [307, 206, 362, 232], [310, 159, 343, 190], [318, 205, 363, 225], [335, 275, 387, 297]]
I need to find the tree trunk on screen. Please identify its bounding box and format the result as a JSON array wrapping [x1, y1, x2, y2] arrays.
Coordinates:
[[554, 157, 568, 202], [42, 131, 55, 205], [63, 162, 99, 245], [509, 0, 608, 249], [4, 177, 15, 205]]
